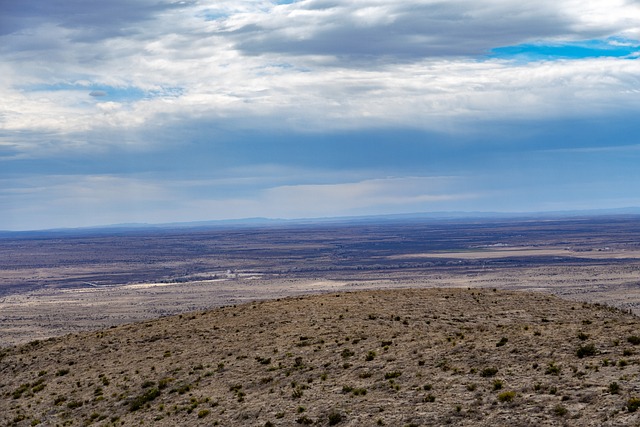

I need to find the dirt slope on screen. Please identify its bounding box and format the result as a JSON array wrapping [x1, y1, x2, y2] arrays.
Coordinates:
[[2, 288, 640, 426]]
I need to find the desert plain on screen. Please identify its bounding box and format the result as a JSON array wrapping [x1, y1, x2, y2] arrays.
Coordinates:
[[1, 215, 640, 426]]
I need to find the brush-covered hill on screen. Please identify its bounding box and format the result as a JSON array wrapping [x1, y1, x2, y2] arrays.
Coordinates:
[[1, 288, 640, 427]]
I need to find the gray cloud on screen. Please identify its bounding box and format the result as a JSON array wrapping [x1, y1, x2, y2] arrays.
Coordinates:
[[226, 1, 627, 60], [0, 0, 191, 39], [89, 90, 107, 97]]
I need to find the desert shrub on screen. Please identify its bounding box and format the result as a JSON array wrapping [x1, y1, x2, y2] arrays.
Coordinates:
[[577, 332, 589, 341], [496, 337, 508, 347], [198, 409, 210, 418], [576, 343, 597, 358], [328, 411, 343, 425], [67, 400, 83, 409], [424, 394, 436, 402], [352, 388, 367, 396], [56, 369, 70, 376], [423, 384, 432, 391], [627, 336, 640, 345], [341, 349, 355, 358], [608, 382, 621, 394], [492, 379, 503, 390], [385, 371, 402, 379], [498, 391, 516, 402], [129, 388, 160, 411], [365, 351, 376, 361], [628, 397, 640, 412], [553, 404, 568, 416], [341, 385, 353, 393], [141, 380, 155, 388], [296, 415, 313, 424], [158, 377, 173, 390], [256, 357, 271, 365], [480, 367, 498, 377], [546, 363, 561, 375]]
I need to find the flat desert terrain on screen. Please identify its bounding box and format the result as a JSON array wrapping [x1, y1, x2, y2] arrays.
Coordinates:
[[2, 215, 640, 347]]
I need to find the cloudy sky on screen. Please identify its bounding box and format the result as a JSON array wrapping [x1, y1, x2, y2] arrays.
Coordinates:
[[2, 0, 640, 230]]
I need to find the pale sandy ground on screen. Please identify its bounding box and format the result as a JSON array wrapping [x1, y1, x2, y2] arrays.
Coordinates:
[[2, 262, 640, 347], [388, 247, 640, 260]]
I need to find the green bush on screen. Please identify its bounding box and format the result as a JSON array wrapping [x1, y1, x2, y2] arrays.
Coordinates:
[[328, 411, 343, 425], [609, 382, 621, 394], [553, 404, 568, 416], [385, 371, 402, 379], [129, 388, 160, 411], [628, 397, 640, 412], [576, 343, 597, 358], [480, 367, 498, 377], [497, 391, 516, 402], [627, 336, 640, 345]]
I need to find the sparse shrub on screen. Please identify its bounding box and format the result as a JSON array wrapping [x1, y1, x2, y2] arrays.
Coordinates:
[[466, 383, 477, 391], [256, 357, 271, 365], [142, 380, 155, 388], [67, 400, 83, 409], [496, 337, 508, 347], [609, 382, 621, 394], [576, 343, 597, 358], [424, 394, 436, 402], [492, 379, 503, 390], [56, 369, 70, 376], [553, 404, 568, 416], [627, 397, 640, 412], [546, 363, 561, 375], [480, 367, 498, 377], [328, 411, 343, 425], [498, 391, 516, 402], [619, 359, 628, 367], [352, 387, 367, 396], [158, 377, 173, 390], [577, 332, 589, 341], [365, 351, 376, 361], [423, 384, 432, 391], [129, 388, 160, 411], [198, 409, 210, 418], [296, 415, 313, 424], [627, 336, 640, 345], [385, 371, 402, 379], [341, 349, 355, 358]]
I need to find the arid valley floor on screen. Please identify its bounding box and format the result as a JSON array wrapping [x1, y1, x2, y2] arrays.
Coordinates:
[[1, 215, 640, 425]]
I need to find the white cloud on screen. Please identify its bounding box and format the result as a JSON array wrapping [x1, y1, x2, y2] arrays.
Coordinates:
[[2, 0, 640, 157]]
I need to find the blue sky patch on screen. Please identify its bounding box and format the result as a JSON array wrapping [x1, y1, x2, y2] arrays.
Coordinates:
[[25, 84, 183, 102], [490, 37, 640, 61]]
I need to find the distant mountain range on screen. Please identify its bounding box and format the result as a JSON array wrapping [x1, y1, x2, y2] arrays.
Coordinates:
[[2, 207, 640, 237]]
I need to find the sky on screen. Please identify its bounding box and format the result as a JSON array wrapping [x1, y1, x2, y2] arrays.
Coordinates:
[[1, 0, 640, 231]]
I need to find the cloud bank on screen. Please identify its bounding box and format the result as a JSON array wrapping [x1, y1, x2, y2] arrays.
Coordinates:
[[1, 0, 640, 229]]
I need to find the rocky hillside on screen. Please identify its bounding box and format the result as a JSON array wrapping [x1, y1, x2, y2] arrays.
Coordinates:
[[1, 288, 640, 426]]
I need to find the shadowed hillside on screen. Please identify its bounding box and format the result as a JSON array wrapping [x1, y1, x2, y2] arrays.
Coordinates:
[[2, 288, 640, 426]]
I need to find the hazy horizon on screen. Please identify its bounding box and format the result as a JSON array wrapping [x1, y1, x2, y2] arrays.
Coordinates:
[[2, 1, 640, 230]]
